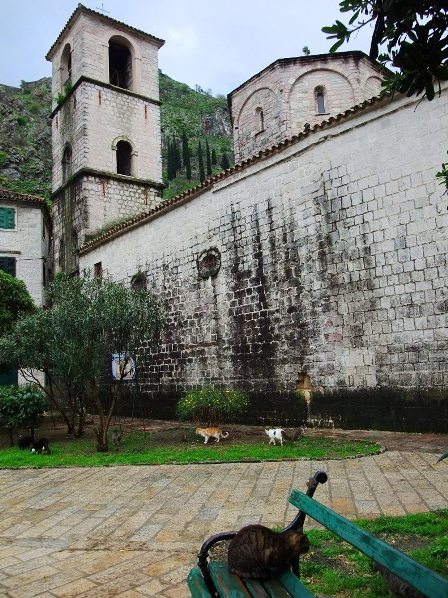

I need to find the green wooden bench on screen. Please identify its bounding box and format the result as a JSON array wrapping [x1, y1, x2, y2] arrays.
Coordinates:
[[187, 470, 448, 598]]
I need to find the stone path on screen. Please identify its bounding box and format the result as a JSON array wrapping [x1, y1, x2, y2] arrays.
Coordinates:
[[0, 437, 447, 597]]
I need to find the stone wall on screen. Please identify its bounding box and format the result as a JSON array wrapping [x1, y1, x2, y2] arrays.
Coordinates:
[[79, 88, 448, 421], [229, 53, 384, 162], [52, 81, 162, 192]]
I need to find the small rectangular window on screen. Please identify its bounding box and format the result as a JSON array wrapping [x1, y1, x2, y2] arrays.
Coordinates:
[[0, 256, 16, 277], [0, 207, 16, 229], [94, 262, 103, 278]]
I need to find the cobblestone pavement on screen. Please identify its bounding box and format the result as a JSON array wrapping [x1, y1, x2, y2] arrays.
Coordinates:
[[0, 439, 447, 597]]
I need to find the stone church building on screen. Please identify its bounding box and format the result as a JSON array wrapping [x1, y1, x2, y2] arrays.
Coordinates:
[[46, 5, 448, 428]]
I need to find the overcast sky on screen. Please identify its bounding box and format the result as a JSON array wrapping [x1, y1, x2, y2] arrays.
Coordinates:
[[0, 1, 375, 96]]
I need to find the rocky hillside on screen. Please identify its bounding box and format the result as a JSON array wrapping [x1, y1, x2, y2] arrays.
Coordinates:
[[0, 73, 234, 202], [0, 78, 52, 198]]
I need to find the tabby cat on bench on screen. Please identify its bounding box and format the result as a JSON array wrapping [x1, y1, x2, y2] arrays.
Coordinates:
[[227, 524, 310, 580]]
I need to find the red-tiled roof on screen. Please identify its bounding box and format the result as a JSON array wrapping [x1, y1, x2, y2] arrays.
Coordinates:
[[46, 3, 165, 61], [0, 188, 46, 205], [0, 187, 51, 220], [79, 92, 389, 255]]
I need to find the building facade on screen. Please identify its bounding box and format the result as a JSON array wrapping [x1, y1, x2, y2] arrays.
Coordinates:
[[46, 4, 165, 274], [0, 188, 51, 385], [79, 88, 448, 428], [228, 52, 384, 162]]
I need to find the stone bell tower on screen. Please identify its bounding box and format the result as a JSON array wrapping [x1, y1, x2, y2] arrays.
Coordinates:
[[46, 4, 165, 273]]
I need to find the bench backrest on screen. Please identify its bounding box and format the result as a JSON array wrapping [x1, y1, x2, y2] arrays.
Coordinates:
[[289, 491, 448, 598]]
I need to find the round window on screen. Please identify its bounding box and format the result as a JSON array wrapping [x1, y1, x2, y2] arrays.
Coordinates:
[[197, 248, 221, 279]]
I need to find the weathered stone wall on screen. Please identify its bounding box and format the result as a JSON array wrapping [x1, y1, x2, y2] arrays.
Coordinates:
[[80, 89, 448, 420], [230, 53, 384, 162], [52, 81, 162, 191], [52, 176, 160, 274]]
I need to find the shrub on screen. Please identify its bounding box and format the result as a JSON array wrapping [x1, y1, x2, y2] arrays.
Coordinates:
[[176, 386, 249, 425], [0, 385, 47, 445]]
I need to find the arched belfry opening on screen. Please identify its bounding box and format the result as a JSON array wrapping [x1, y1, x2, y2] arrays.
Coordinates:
[[116, 140, 133, 176], [109, 37, 133, 90], [60, 43, 72, 88]]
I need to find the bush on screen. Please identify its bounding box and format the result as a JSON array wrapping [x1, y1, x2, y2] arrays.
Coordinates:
[[176, 386, 249, 425], [0, 385, 47, 445]]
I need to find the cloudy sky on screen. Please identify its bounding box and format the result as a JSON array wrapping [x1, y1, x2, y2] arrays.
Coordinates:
[[0, 0, 374, 95]]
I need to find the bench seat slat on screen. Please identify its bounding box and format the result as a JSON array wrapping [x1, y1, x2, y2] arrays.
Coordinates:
[[245, 576, 291, 597], [289, 491, 448, 598], [187, 566, 213, 597], [278, 570, 315, 598], [209, 562, 253, 597]]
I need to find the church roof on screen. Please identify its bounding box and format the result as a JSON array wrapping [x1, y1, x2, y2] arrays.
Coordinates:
[[79, 92, 390, 256], [227, 51, 384, 100], [46, 3, 165, 61]]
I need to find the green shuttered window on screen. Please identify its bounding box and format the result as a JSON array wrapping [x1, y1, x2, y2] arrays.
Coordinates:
[[0, 207, 16, 229]]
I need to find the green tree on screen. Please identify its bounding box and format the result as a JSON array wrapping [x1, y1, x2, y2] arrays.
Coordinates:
[[220, 153, 230, 170], [182, 130, 192, 180], [211, 147, 217, 166], [205, 139, 212, 176], [0, 385, 47, 446], [323, 1, 448, 100], [173, 135, 182, 171], [0, 273, 162, 450], [198, 141, 205, 182], [167, 138, 175, 180], [0, 270, 35, 336], [302, 46, 311, 55]]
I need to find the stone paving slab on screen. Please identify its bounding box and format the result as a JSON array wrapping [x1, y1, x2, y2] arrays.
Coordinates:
[[0, 451, 447, 597]]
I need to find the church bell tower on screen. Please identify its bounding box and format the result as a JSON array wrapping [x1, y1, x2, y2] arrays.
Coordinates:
[[46, 4, 165, 273]]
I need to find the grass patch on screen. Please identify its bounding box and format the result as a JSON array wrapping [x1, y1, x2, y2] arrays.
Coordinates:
[[301, 510, 448, 596], [0, 429, 381, 468]]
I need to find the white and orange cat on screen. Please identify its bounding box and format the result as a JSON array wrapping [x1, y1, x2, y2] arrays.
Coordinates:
[[195, 427, 229, 443]]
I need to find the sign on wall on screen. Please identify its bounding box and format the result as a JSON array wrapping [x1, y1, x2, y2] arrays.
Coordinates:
[[111, 353, 136, 380]]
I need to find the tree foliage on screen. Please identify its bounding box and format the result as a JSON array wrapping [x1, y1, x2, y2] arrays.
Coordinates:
[[0, 270, 35, 336], [0, 385, 47, 446], [323, 1, 448, 100], [0, 273, 162, 450], [182, 130, 192, 180], [198, 141, 205, 182]]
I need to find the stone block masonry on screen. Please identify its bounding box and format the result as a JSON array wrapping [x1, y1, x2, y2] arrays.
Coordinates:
[[80, 88, 448, 421]]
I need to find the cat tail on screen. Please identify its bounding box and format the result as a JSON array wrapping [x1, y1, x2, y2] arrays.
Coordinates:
[[221, 431, 229, 438]]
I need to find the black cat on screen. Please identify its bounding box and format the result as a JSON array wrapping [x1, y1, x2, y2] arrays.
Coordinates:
[[31, 438, 51, 454]]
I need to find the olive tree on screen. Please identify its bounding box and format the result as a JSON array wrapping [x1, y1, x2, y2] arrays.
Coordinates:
[[0, 273, 162, 449]]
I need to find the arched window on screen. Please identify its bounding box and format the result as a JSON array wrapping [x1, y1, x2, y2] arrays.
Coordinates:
[[61, 43, 72, 88], [315, 87, 326, 114], [255, 107, 264, 132], [109, 37, 133, 90], [62, 144, 72, 183], [116, 140, 132, 176]]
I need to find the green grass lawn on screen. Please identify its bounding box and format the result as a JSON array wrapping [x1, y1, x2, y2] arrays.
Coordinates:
[[300, 510, 448, 597], [0, 430, 381, 468]]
